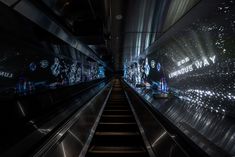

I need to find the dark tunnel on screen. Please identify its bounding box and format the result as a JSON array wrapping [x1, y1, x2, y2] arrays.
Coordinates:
[[0, 0, 234, 157]]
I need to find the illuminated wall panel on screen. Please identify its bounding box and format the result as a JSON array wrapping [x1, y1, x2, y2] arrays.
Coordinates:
[[149, 0, 235, 116], [124, 0, 235, 155], [163, 0, 200, 32], [0, 6, 105, 96]]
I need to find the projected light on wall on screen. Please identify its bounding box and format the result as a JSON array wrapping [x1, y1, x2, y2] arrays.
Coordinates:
[[124, 0, 235, 115], [40, 60, 49, 69], [51, 57, 61, 77], [29, 62, 37, 72], [156, 63, 161, 72], [0, 71, 13, 78], [123, 0, 235, 155], [168, 55, 216, 78], [149, 0, 235, 117], [0, 51, 104, 96], [144, 58, 150, 76], [98, 66, 105, 78]]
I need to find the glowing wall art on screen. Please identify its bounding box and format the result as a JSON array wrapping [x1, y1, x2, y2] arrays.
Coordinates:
[[98, 66, 105, 78], [156, 63, 161, 72], [144, 58, 150, 76], [0, 71, 13, 78], [124, 56, 168, 94], [0, 47, 104, 96], [177, 57, 190, 66], [29, 62, 37, 72], [124, 0, 235, 115], [40, 60, 49, 69], [124, 0, 235, 155], [151, 60, 156, 68], [0, 3, 106, 96], [50, 57, 61, 77], [169, 55, 216, 78], [147, 0, 235, 116]]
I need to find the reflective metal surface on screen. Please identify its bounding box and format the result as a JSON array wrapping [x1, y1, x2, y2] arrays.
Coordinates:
[[0, 3, 106, 96], [0, 2, 110, 156], [123, 0, 235, 156], [122, 0, 199, 66], [125, 81, 232, 156], [7, 0, 105, 66], [0, 0, 18, 6], [1, 81, 109, 157], [124, 90, 156, 157], [123, 81, 190, 157], [35, 81, 112, 157]]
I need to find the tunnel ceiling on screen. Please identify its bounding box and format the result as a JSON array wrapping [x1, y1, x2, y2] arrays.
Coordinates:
[[37, 0, 200, 71]]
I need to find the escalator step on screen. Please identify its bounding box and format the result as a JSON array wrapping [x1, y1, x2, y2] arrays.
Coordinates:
[[103, 110, 132, 115], [101, 115, 132, 118], [100, 115, 135, 123], [85, 80, 149, 157], [95, 131, 139, 136], [92, 132, 143, 146], [87, 146, 148, 157], [99, 122, 136, 125], [96, 123, 138, 132], [105, 106, 129, 110], [103, 109, 130, 112], [106, 104, 129, 107]]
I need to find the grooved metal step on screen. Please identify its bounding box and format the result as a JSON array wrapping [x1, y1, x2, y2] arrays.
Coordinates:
[[85, 80, 149, 157], [88, 146, 148, 157]]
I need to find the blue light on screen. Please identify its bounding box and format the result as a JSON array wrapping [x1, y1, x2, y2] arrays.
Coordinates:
[[29, 62, 37, 72], [40, 60, 49, 68], [98, 66, 105, 78], [144, 58, 150, 76], [50, 58, 61, 77], [157, 63, 161, 72]]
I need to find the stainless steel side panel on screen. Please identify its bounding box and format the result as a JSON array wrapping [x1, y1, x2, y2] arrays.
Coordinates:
[[0, 0, 18, 6], [5, 0, 105, 66], [123, 84, 189, 157], [35, 82, 112, 157]]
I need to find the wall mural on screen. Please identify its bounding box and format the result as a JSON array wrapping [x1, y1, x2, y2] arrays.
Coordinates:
[[124, 56, 168, 96], [0, 44, 105, 96]]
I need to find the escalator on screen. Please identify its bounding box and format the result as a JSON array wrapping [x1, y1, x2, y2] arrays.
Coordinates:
[[22, 79, 204, 157], [86, 79, 149, 157]]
